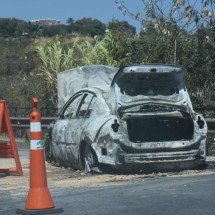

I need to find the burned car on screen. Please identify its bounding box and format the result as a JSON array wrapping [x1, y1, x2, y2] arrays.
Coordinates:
[[45, 64, 207, 172]]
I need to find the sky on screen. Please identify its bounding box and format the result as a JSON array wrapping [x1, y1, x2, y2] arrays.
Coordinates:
[[0, 0, 142, 30]]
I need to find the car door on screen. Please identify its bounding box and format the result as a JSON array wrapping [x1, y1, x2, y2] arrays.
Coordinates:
[[52, 92, 84, 162], [65, 92, 96, 165]]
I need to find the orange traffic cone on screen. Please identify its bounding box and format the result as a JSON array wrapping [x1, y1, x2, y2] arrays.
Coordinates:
[[16, 98, 63, 214]]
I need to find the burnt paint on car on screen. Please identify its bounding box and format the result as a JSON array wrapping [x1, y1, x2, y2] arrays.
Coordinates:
[[45, 64, 207, 172]]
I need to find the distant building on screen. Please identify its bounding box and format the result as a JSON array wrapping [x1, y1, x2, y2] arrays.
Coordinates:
[[30, 18, 60, 27]]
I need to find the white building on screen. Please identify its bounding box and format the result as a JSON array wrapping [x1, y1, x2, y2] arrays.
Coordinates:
[[30, 18, 60, 27]]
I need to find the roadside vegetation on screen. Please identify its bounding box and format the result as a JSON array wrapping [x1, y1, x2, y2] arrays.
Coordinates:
[[0, 0, 215, 116]]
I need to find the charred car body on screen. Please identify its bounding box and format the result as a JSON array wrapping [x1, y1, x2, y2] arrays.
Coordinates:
[[45, 64, 207, 172]]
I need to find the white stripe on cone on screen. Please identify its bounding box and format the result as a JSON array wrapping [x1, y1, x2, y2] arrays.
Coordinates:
[[30, 140, 43, 149], [30, 122, 42, 132]]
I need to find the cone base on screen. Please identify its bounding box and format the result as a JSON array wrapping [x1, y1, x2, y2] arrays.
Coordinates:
[[16, 208, 64, 214], [25, 187, 55, 210]]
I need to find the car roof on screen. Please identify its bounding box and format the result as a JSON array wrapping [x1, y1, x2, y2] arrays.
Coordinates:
[[77, 85, 110, 94]]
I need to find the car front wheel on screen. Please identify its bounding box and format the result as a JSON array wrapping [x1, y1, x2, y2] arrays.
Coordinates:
[[45, 138, 55, 163]]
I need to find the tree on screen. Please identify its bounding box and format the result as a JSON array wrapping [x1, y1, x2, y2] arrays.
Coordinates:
[[73, 18, 106, 37], [108, 20, 136, 35], [42, 25, 67, 37], [27, 21, 42, 36], [115, 0, 215, 31], [115, 0, 215, 63], [66, 17, 74, 25], [66, 17, 75, 33], [0, 18, 27, 37], [182, 27, 215, 110]]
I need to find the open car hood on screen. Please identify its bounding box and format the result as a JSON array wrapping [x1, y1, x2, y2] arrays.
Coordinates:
[[111, 64, 191, 111]]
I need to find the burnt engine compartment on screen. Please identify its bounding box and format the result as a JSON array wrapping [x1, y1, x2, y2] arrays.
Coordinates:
[[126, 113, 194, 142]]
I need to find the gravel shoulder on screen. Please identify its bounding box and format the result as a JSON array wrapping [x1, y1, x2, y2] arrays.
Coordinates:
[[0, 144, 215, 194]]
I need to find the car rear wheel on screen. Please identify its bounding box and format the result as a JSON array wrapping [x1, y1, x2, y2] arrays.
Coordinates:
[[84, 144, 101, 173]]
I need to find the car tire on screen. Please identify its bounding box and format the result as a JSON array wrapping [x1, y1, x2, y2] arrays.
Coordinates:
[[197, 160, 207, 170], [84, 144, 101, 173], [45, 138, 55, 163]]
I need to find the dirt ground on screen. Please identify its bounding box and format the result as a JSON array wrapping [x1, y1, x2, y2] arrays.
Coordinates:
[[1, 143, 215, 195]]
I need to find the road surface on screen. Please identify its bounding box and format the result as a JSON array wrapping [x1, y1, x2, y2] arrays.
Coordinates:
[[0, 145, 215, 214], [0, 174, 215, 214]]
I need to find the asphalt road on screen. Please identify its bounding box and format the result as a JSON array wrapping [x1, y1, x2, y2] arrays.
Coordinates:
[[1, 174, 215, 215]]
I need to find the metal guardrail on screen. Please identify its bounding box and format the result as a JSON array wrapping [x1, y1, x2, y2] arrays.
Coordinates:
[[10, 117, 57, 129], [9, 117, 215, 131], [205, 118, 215, 131], [9, 107, 58, 117]]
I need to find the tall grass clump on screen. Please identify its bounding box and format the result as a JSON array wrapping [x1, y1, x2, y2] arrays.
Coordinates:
[[35, 33, 115, 106]]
